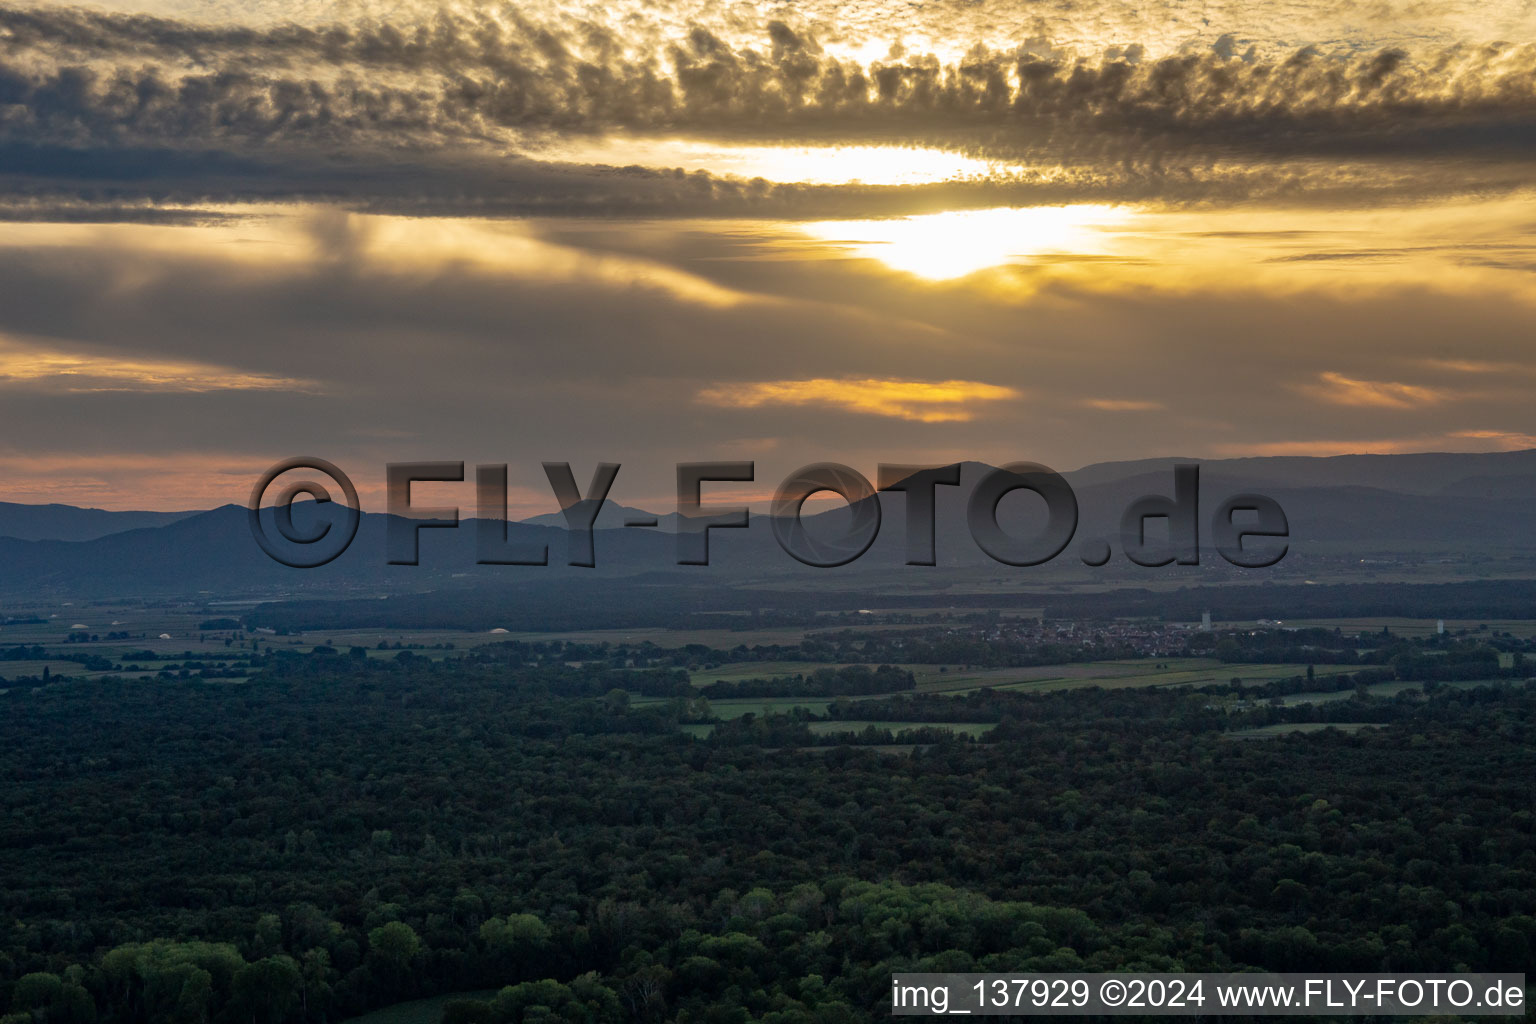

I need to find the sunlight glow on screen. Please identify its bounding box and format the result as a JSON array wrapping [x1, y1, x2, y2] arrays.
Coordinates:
[[0, 335, 313, 393], [1305, 371, 1450, 409], [799, 205, 1134, 278], [697, 377, 1020, 422], [532, 136, 1018, 186]]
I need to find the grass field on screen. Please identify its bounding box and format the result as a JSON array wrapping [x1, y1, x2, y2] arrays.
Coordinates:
[[680, 657, 1354, 701], [1268, 617, 1536, 639], [1278, 677, 1518, 705], [689, 661, 847, 686], [489, 625, 821, 647], [657, 697, 834, 719], [780, 744, 931, 756], [340, 992, 497, 1024], [1226, 723, 1379, 739], [640, 658, 1360, 715], [0, 659, 105, 679], [9, 598, 1519, 701], [909, 658, 1357, 695], [0, 605, 830, 676], [806, 720, 994, 737], [680, 720, 994, 740], [0, 604, 539, 681]]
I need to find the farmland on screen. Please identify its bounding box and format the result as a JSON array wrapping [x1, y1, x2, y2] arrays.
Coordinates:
[[676, 657, 1360, 703]]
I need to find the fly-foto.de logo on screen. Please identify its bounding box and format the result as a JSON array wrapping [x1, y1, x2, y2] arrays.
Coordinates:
[[248, 459, 1288, 571]]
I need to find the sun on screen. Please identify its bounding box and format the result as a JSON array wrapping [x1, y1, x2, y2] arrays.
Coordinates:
[[799, 205, 1134, 279]]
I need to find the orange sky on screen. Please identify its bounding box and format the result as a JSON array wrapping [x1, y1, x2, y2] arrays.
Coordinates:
[[0, 3, 1534, 510]]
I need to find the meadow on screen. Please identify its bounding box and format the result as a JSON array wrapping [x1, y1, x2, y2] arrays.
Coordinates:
[[680, 657, 1361, 702]]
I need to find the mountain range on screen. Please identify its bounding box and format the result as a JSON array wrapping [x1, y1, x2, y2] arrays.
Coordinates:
[[1, 449, 1534, 600]]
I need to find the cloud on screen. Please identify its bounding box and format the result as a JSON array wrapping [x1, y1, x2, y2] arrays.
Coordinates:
[[1267, 251, 1408, 264], [1, 6, 1535, 215], [0, 450, 281, 508], [0, 199, 242, 225], [695, 377, 1022, 422], [1304, 371, 1450, 409], [1081, 398, 1164, 411], [1209, 438, 1448, 456], [1448, 429, 1536, 448], [1418, 357, 1530, 374], [2, 205, 1536, 509], [0, 333, 316, 393], [1212, 431, 1536, 457]]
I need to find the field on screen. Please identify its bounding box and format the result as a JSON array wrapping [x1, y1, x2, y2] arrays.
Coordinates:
[[10, 594, 1526, 695], [680, 657, 1354, 700], [494, 625, 821, 647], [0, 659, 100, 679], [649, 696, 834, 719], [653, 658, 1381, 742], [1277, 677, 1517, 705], [6, 602, 1499, 736], [679, 720, 993, 739], [1226, 723, 1379, 739], [806, 720, 994, 737], [636, 658, 1368, 726], [0, 603, 591, 683], [1261, 617, 1536, 639], [0, 604, 475, 669], [340, 992, 497, 1024], [689, 661, 847, 686], [908, 657, 1354, 694], [0, 604, 922, 683]]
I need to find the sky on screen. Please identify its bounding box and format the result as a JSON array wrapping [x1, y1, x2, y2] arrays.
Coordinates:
[[1, 0, 1535, 512]]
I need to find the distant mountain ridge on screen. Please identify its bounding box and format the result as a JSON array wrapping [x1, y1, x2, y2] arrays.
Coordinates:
[[1064, 449, 1536, 494], [0, 501, 196, 542], [2, 448, 1536, 598], [520, 500, 681, 531]]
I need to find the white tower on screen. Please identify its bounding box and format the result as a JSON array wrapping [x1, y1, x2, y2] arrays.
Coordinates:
[[1201, 611, 1212, 631]]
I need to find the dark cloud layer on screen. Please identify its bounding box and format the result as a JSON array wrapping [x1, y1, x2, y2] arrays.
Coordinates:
[[1, 4, 1535, 214], [4, 208, 1536, 508]]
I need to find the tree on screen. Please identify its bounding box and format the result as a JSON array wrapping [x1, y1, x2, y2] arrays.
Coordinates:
[[368, 921, 421, 968], [252, 913, 283, 958], [620, 965, 670, 1021], [230, 956, 301, 1024], [299, 948, 333, 1019], [11, 972, 63, 1014], [481, 913, 552, 977], [171, 968, 212, 1024], [481, 913, 551, 951]]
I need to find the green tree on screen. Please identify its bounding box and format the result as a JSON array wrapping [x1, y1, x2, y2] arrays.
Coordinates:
[[11, 972, 63, 1014], [299, 948, 333, 1019], [230, 955, 301, 1024], [368, 921, 421, 968]]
